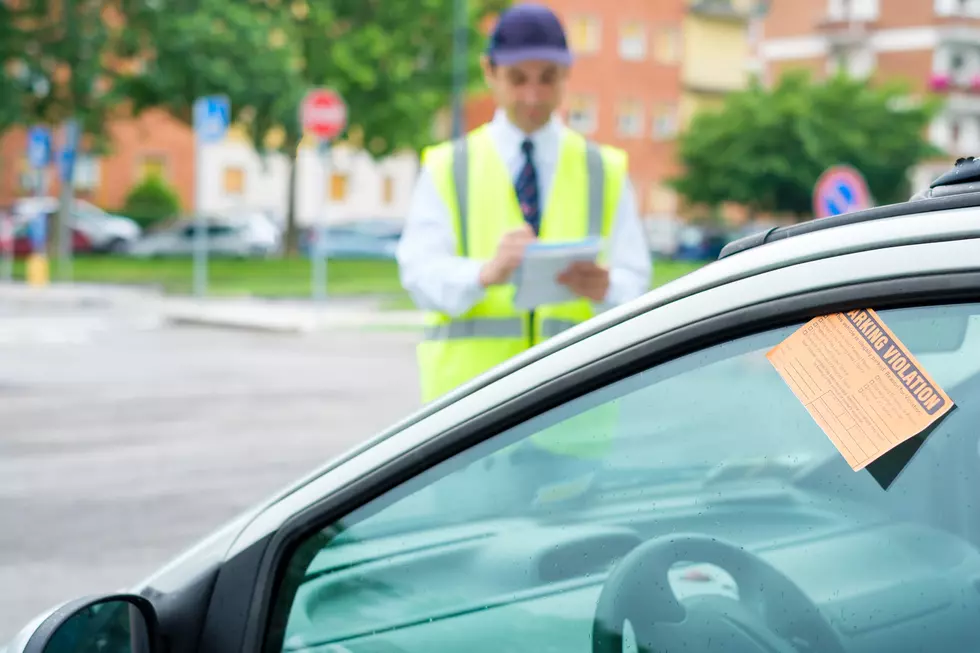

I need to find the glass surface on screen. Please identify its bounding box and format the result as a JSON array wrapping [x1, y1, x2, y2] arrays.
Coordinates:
[[269, 303, 980, 653], [42, 599, 149, 653]]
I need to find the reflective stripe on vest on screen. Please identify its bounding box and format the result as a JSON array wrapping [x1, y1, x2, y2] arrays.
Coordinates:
[[437, 136, 605, 346], [423, 317, 579, 341], [452, 136, 606, 252]]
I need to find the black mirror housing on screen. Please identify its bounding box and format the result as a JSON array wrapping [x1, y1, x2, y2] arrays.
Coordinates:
[[19, 594, 160, 653]]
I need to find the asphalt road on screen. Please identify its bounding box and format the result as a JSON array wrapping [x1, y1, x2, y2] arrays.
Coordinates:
[[0, 304, 421, 641]]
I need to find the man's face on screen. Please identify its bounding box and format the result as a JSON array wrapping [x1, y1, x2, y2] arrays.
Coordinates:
[[482, 58, 567, 133]]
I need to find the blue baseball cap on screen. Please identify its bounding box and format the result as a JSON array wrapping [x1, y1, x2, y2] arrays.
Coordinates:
[[487, 3, 573, 67]]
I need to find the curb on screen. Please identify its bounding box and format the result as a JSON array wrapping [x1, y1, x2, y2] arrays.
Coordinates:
[[160, 306, 425, 334], [0, 283, 160, 309]]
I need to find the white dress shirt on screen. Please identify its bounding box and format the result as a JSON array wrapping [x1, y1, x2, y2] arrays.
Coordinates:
[[397, 109, 652, 318]]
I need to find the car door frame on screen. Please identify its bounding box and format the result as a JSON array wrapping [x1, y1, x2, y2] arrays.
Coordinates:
[[182, 240, 980, 653]]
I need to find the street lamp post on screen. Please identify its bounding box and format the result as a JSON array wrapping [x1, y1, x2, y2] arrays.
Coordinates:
[[451, 0, 467, 139]]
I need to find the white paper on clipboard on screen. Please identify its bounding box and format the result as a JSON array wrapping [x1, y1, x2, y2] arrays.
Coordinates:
[[513, 237, 602, 310]]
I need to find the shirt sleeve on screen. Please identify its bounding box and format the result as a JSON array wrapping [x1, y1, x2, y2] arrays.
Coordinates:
[[598, 176, 653, 312], [396, 166, 487, 318]]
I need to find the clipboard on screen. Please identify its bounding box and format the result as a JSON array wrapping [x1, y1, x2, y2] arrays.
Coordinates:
[[513, 237, 602, 310]]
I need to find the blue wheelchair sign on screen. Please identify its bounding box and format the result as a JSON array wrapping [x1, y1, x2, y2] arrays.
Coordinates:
[[27, 126, 52, 169], [193, 95, 231, 144]]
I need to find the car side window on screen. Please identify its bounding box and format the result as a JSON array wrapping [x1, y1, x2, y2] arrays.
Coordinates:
[[264, 303, 980, 653]]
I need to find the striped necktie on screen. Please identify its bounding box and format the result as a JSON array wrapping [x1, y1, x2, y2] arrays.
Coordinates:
[[515, 138, 540, 234]]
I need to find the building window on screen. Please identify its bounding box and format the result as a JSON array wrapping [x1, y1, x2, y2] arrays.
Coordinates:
[[617, 100, 644, 138], [138, 155, 167, 181], [223, 166, 245, 195], [647, 182, 679, 215], [936, 0, 980, 15], [829, 45, 876, 79], [652, 104, 679, 141], [328, 172, 349, 201], [568, 16, 601, 54], [567, 95, 598, 134], [830, 0, 880, 19], [73, 155, 101, 191], [17, 158, 38, 192], [381, 175, 395, 205], [652, 26, 681, 64], [619, 22, 647, 61]]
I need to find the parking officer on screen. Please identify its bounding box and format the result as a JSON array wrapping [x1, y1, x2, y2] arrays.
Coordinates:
[[396, 3, 651, 512]]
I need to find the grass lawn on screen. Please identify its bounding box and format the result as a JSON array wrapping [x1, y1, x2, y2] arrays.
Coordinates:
[[11, 256, 706, 305]]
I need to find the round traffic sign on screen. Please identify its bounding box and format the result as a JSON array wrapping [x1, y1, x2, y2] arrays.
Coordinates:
[[813, 165, 872, 219], [301, 88, 348, 141]]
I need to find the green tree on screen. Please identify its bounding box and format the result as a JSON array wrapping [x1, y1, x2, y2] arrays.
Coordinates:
[[0, 2, 23, 134], [10, 0, 136, 264], [120, 0, 509, 255], [122, 173, 182, 228], [669, 70, 944, 219]]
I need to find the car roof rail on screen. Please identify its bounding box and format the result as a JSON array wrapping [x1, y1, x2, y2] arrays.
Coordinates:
[[719, 157, 980, 260]]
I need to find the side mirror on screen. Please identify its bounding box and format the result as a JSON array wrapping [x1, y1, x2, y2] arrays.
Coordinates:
[[20, 594, 159, 653]]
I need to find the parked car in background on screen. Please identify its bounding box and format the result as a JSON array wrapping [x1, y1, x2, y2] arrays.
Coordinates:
[[643, 217, 682, 258], [12, 219, 91, 257], [674, 224, 729, 261], [126, 213, 281, 258], [11, 197, 141, 253], [300, 219, 402, 259]]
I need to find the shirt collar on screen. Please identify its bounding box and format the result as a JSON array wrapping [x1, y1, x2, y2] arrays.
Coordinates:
[[488, 108, 562, 164]]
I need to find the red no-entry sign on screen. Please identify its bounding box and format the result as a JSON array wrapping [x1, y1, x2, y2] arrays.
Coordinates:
[[300, 88, 348, 141]]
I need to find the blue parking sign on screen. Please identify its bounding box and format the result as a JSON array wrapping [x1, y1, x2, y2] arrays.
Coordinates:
[[193, 95, 230, 144], [813, 165, 872, 219], [59, 119, 80, 183], [27, 126, 51, 169]]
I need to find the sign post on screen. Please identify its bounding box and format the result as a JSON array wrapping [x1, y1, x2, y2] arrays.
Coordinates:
[[300, 88, 348, 301], [0, 208, 13, 283], [57, 118, 80, 282], [813, 165, 873, 219], [192, 95, 230, 297], [26, 125, 52, 287]]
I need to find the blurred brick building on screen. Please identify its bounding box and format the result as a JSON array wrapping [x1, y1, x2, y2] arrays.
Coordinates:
[[459, 0, 761, 221], [1, 0, 763, 222], [757, 0, 980, 189], [0, 110, 194, 211]]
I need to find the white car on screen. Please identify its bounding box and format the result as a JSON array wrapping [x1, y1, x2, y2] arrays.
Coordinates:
[[11, 197, 141, 253], [126, 214, 281, 258]]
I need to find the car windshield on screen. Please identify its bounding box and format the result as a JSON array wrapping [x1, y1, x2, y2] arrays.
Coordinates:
[[273, 302, 980, 653]]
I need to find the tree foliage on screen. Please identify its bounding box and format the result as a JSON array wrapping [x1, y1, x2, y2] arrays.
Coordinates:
[[118, 0, 509, 253], [122, 173, 182, 228], [120, 0, 508, 155], [669, 70, 944, 218], [0, 1, 23, 133], [7, 0, 134, 145]]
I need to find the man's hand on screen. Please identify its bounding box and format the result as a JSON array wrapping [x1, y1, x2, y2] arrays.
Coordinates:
[[557, 261, 610, 302], [479, 224, 536, 287]]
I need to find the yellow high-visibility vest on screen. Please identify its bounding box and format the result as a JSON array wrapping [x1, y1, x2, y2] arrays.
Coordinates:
[[415, 124, 628, 459]]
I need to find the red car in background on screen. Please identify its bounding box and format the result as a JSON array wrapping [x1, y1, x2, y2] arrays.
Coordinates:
[[0, 208, 92, 258]]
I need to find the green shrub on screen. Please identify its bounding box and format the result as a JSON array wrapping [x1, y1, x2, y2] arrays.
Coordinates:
[[121, 174, 181, 228]]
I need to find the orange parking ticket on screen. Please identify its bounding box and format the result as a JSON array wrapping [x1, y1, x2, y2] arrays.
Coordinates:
[[767, 309, 954, 471]]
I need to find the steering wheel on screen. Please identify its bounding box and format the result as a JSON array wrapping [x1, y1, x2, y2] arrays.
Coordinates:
[[592, 533, 847, 653]]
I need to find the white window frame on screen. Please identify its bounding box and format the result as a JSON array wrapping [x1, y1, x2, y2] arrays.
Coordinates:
[[569, 16, 601, 54], [618, 22, 647, 61], [616, 101, 644, 138], [651, 105, 678, 141], [568, 96, 598, 135], [72, 154, 100, 192]]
